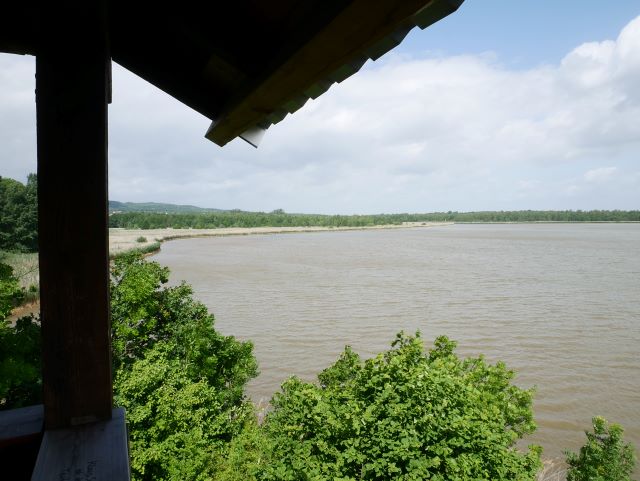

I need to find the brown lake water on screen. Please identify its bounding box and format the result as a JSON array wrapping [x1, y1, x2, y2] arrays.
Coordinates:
[[154, 223, 640, 460]]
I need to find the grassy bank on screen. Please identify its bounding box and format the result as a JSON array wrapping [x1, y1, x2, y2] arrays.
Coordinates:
[[109, 241, 161, 260], [1, 251, 39, 303]]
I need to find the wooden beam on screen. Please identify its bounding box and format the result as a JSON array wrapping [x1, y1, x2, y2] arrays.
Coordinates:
[[0, 405, 43, 447], [36, 1, 112, 429], [32, 408, 130, 481], [0, 405, 44, 480], [0, 4, 38, 55], [206, 0, 462, 146]]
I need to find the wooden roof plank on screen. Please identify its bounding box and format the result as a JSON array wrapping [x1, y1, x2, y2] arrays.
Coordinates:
[[206, 0, 463, 146]]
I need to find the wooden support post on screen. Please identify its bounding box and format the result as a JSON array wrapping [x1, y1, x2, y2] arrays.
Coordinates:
[[36, 1, 112, 429]]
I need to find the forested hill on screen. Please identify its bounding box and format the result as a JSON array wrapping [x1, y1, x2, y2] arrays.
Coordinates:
[[108, 209, 640, 229], [109, 200, 224, 214]]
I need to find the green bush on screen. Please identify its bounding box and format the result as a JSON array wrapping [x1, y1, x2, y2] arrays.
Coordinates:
[[110, 253, 257, 481], [565, 416, 636, 481], [116, 343, 255, 481], [0, 174, 38, 252], [0, 261, 41, 410], [0, 262, 23, 318], [260, 333, 542, 481], [136, 236, 148, 243], [0, 315, 41, 409]]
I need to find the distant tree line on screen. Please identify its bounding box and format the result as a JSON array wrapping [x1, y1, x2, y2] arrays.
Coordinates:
[[109, 209, 640, 230], [2, 174, 639, 247], [0, 174, 38, 252]]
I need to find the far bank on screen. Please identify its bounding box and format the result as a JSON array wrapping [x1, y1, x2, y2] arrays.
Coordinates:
[[108, 222, 452, 255]]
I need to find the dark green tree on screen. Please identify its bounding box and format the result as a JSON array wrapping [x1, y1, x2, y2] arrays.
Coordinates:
[[0, 174, 38, 252], [0, 262, 23, 319]]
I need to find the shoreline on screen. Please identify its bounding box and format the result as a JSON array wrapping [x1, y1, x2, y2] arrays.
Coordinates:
[[9, 222, 451, 319], [108, 222, 453, 255]]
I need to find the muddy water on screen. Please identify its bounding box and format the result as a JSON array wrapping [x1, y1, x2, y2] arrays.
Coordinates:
[[155, 223, 640, 459]]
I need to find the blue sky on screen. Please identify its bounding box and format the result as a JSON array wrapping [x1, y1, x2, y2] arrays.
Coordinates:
[[1, 1, 639, 213], [401, 0, 640, 67]]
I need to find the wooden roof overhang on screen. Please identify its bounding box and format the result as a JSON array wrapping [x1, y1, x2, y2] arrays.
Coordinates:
[[0, 1, 463, 479], [3, 0, 463, 147]]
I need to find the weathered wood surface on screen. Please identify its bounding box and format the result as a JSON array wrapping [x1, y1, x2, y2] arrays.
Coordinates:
[[31, 408, 130, 481], [0, 405, 44, 480], [0, 404, 44, 446], [36, 0, 113, 429]]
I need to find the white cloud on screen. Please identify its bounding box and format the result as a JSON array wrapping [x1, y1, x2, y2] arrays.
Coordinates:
[[0, 55, 36, 182], [1, 16, 640, 212], [584, 167, 618, 182]]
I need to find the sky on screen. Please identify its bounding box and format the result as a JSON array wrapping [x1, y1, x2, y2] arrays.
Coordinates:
[[1, 0, 640, 214]]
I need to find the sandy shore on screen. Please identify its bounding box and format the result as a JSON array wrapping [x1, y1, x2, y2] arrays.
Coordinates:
[[108, 222, 452, 255]]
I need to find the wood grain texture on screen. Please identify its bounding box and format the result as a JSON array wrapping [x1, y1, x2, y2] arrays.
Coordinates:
[[0, 404, 43, 446], [31, 408, 130, 481], [36, 1, 113, 429]]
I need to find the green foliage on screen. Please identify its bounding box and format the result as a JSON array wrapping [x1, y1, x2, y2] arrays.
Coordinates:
[[0, 260, 41, 410], [110, 253, 258, 481], [115, 343, 255, 481], [110, 253, 172, 369], [260, 332, 541, 481], [136, 236, 148, 243], [0, 262, 23, 319], [210, 414, 272, 481], [0, 174, 38, 252], [0, 316, 41, 409], [108, 209, 640, 230], [565, 417, 636, 481]]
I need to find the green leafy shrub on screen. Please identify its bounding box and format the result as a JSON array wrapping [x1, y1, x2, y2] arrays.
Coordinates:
[[212, 418, 272, 481], [260, 332, 542, 481], [0, 261, 41, 410], [136, 236, 148, 243], [565, 416, 636, 481], [0, 315, 41, 409], [0, 262, 23, 318], [115, 343, 255, 481], [110, 253, 258, 480]]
